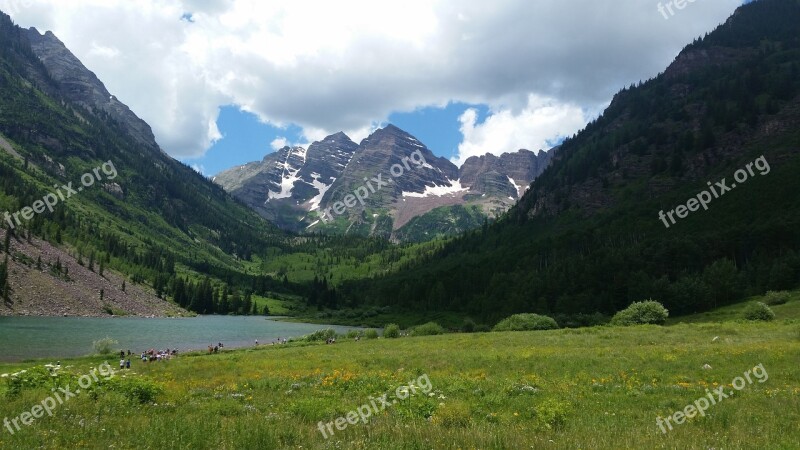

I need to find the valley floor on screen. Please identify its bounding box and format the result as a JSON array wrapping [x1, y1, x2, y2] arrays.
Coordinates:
[[1, 317, 798, 449]]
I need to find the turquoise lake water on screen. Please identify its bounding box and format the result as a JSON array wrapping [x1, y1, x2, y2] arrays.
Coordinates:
[[0, 316, 360, 362]]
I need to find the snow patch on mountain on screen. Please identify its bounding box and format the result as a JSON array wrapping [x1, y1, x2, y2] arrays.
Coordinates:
[[307, 173, 333, 211], [507, 176, 524, 197], [268, 147, 307, 201], [402, 179, 468, 198]]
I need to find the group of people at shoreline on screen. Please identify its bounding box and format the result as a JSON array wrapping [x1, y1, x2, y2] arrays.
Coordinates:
[[253, 337, 288, 347], [115, 349, 178, 368], [110, 337, 300, 362], [208, 342, 224, 353]]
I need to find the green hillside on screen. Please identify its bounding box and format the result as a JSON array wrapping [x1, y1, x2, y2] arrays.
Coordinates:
[[342, 0, 800, 324], [0, 12, 433, 317]]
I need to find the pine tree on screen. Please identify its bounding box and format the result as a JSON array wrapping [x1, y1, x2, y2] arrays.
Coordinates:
[[121, 279, 126, 292], [3, 232, 10, 253], [230, 289, 242, 314], [242, 291, 252, 316], [0, 256, 8, 297]]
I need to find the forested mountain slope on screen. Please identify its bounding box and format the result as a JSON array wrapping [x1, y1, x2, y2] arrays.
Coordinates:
[[0, 12, 306, 315], [341, 0, 800, 324]]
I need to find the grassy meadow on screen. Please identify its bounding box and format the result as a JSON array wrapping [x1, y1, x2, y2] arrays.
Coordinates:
[[1, 300, 799, 449]]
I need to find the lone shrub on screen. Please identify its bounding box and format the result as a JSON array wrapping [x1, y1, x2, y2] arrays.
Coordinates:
[[304, 328, 337, 342], [93, 337, 119, 355], [383, 323, 401, 338], [764, 291, 790, 306], [493, 313, 559, 332], [743, 302, 775, 322], [364, 329, 379, 339], [411, 322, 445, 336], [611, 300, 669, 326], [345, 330, 361, 339]]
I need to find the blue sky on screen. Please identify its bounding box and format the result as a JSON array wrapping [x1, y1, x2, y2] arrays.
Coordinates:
[[187, 103, 491, 176]]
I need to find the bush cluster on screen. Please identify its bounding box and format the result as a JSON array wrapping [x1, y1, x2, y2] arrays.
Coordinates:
[[93, 337, 119, 355], [493, 314, 559, 332], [411, 322, 445, 336], [303, 328, 337, 342], [611, 300, 669, 326], [364, 329, 379, 339], [383, 323, 401, 338], [743, 302, 775, 321], [764, 291, 790, 306]]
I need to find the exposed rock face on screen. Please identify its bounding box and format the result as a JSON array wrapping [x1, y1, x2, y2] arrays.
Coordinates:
[[24, 28, 160, 152], [215, 125, 554, 240], [298, 132, 359, 185], [460, 149, 552, 197], [322, 124, 460, 209], [214, 134, 358, 229]]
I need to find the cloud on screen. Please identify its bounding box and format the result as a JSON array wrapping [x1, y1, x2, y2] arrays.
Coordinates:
[[3, 0, 743, 159], [87, 42, 119, 59], [190, 163, 205, 175], [454, 95, 591, 166], [270, 137, 288, 150]]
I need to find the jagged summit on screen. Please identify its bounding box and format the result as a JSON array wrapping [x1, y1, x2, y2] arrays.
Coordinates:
[[215, 125, 553, 240]]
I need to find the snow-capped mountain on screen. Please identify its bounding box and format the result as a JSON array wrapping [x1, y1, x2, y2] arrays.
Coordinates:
[[214, 133, 358, 229], [214, 125, 553, 241]]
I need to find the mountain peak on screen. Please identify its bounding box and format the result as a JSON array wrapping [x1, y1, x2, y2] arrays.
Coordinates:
[[363, 124, 425, 148], [383, 123, 403, 132], [322, 131, 355, 145], [216, 124, 551, 240]]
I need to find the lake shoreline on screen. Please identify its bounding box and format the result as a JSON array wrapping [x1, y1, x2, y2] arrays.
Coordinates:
[[0, 315, 362, 362]]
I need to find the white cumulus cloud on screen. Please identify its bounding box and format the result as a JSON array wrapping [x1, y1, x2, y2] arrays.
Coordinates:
[[270, 137, 288, 150], [3, 0, 743, 161], [455, 95, 592, 165]]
